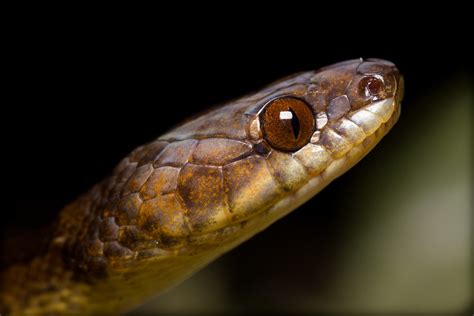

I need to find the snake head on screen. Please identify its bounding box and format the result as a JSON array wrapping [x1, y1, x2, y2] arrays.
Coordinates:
[[97, 59, 403, 259], [245, 58, 403, 222]]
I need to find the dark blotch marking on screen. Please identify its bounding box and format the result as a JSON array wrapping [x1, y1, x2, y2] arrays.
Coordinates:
[[253, 141, 271, 156]]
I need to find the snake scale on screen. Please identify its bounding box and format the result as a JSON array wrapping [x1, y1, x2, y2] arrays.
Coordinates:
[[2, 59, 403, 315]]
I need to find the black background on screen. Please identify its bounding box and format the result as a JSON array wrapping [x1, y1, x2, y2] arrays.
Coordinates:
[[8, 11, 472, 313]]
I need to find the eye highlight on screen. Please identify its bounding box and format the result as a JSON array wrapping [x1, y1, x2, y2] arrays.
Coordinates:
[[260, 97, 315, 152]]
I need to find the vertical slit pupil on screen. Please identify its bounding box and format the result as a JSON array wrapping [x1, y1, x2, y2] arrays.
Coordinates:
[[289, 108, 300, 140]]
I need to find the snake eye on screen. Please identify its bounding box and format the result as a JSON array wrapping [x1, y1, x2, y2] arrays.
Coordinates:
[[260, 97, 315, 152], [359, 75, 385, 98]]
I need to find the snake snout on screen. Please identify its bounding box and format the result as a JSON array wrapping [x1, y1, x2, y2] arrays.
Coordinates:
[[395, 75, 405, 104]]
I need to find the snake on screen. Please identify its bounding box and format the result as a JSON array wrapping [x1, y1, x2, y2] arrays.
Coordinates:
[[1, 58, 403, 315]]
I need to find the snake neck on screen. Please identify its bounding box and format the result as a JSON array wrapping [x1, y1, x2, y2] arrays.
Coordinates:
[[0, 184, 108, 315]]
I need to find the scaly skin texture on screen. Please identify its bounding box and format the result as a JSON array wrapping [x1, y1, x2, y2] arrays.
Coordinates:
[[1, 59, 403, 315]]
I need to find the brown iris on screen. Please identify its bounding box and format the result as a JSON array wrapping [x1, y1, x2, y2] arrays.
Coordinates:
[[260, 96, 315, 152]]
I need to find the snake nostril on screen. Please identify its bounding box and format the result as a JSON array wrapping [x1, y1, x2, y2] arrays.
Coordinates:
[[359, 75, 384, 98]]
